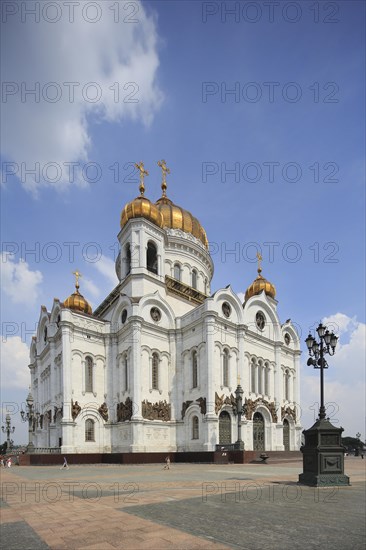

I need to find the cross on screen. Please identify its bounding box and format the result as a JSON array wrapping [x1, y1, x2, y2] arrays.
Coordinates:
[[256, 251, 262, 274], [157, 159, 170, 197], [135, 161, 149, 196], [73, 270, 82, 290]]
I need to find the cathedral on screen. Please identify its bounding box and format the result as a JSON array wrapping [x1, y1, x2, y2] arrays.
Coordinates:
[[27, 161, 302, 454]]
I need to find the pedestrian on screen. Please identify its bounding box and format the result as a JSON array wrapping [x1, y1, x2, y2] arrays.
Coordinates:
[[7, 458, 12, 468], [60, 456, 69, 470], [163, 456, 170, 470], [0, 457, 4, 468]]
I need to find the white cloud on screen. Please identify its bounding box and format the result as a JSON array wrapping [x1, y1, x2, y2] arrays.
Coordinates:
[[1, 1, 163, 193], [301, 314, 366, 438], [0, 336, 30, 389], [82, 277, 100, 299], [93, 255, 118, 288], [1, 254, 43, 307]]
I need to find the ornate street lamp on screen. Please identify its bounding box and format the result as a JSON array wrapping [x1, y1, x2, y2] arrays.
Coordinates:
[[299, 322, 349, 487], [233, 381, 245, 451], [1, 413, 15, 450], [20, 391, 35, 453], [305, 323, 338, 420]]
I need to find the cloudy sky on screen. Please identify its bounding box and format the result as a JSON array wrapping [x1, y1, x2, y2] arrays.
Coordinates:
[[1, 0, 365, 444]]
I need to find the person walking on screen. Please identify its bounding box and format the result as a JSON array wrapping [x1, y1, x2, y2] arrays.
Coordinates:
[[163, 456, 170, 470], [60, 457, 69, 470]]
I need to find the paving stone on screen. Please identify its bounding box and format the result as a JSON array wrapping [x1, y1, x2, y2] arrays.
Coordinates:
[[0, 521, 50, 549]]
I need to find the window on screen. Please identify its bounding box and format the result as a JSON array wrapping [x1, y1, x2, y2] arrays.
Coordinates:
[[191, 269, 198, 289], [258, 360, 263, 394], [125, 243, 131, 275], [192, 350, 198, 388], [85, 356, 93, 393], [285, 369, 290, 401], [152, 353, 159, 390], [174, 263, 181, 281], [124, 356, 128, 391], [264, 362, 269, 396], [251, 358, 256, 393], [147, 242, 158, 274], [223, 349, 229, 387], [85, 419, 95, 441], [192, 416, 199, 439], [256, 311, 266, 330], [204, 278, 208, 295]]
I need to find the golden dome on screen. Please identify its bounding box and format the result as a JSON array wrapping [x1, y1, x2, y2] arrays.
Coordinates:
[[244, 262, 276, 302], [120, 195, 164, 229], [155, 196, 208, 248], [120, 161, 164, 229], [63, 271, 92, 314]]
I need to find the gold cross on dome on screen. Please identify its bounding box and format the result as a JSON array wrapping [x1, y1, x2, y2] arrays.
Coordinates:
[[73, 270, 82, 290], [158, 159, 170, 197], [256, 251, 263, 274], [135, 161, 149, 196]]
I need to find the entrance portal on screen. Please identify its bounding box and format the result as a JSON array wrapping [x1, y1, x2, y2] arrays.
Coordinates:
[[253, 412, 265, 451], [219, 411, 231, 445]]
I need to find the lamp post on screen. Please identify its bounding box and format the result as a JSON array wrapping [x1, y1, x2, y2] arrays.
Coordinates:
[[20, 391, 35, 453], [1, 414, 15, 450], [304, 322, 338, 420], [299, 322, 350, 486], [234, 382, 245, 451]]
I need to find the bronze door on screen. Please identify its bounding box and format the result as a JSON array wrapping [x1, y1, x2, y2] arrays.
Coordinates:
[[253, 412, 265, 451], [219, 411, 231, 444], [283, 419, 290, 451]]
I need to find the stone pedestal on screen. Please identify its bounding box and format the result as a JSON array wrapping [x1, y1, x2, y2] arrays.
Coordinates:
[[298, 418, 350, 486]]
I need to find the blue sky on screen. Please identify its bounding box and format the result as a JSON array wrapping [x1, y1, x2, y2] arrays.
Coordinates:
[[1, 0, 365, 444]]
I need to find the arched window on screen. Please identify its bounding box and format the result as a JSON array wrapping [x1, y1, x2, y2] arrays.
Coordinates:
[[85, 356, 93, 393], [152, 352, 159, 390], [124, 355, 128, 391], [147, 242, 158, 274], [258, 360, 263, 394], [192, 350, 198, 388], [251, 358, 256, 393], [285, 369, 290, 401], [85, 419, 95, 442], [264, 362, 269, 396], [191, 269, 198, 289], [125, 243, 131, 275], [192, 416, 199, 439], [223, 349, 229, 387], [204, 277, 208, 295], [174, 263, 181, 281]]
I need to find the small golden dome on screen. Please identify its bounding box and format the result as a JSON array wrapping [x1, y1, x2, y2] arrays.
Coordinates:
[[244, 260, 276, 302], [120, 161, 164, 229], [63, 271, 92, 314], [120, 196, 164, 229]]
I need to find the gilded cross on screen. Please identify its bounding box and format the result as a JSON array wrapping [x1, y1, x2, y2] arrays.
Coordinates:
[[73, 270, 82, 290], [157, 159, 170, 197], [256, 251, 263, 274], [135, 161, 149, 196]]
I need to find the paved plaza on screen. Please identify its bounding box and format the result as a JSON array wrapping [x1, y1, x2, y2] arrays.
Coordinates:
[[1, 457, 365, 549]]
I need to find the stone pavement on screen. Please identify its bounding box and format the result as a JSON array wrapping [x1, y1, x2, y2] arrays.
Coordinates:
[[0, 457, 365, 549]]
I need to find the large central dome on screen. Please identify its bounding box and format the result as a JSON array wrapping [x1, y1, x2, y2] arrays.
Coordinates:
[[155, 195, 208, 248]]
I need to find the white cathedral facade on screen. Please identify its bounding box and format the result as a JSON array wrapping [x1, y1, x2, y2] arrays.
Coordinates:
[[27, 161, 302, 454]]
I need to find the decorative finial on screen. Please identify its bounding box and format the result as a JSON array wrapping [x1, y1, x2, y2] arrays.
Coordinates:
[[256, 251, 263, 276], [135, 161, 149, 196], [73, 270, 82, 291], [157, 159, 170, 197]]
